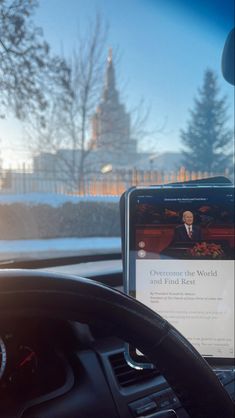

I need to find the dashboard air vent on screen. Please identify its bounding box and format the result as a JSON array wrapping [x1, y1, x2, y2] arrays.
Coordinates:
[[110, 351, 160, 388]]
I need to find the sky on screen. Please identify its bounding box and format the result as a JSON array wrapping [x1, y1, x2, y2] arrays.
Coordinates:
[[0, 0, 234, 168]]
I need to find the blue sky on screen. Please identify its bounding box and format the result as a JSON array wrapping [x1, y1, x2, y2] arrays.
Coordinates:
[[1, 0, 234, 167]]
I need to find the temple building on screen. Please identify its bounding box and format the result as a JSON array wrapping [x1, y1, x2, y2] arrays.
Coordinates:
[[91, 48, 137, 156], [33, 49, 182, 191]]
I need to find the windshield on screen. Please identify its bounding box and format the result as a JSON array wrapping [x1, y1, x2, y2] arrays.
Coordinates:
[[0, 0, 234, 262]]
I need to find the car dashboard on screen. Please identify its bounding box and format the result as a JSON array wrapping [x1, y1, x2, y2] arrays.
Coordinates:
[[0, 318, 74, 417], [0, 260, 234, 418]]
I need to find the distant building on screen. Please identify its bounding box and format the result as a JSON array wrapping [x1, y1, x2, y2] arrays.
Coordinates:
[[91, 48, 137, 156], [32, 50, 183, 189], [33, 153, 57, 175]]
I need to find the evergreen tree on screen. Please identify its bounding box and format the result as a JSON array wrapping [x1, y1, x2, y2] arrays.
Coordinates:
[[181, 70, 233, 172]]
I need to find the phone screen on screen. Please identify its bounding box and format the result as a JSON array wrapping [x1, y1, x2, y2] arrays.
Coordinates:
[[125, 185, 234, 368]]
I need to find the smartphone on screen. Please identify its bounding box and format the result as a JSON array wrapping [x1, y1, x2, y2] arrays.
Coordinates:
[[124, 184, 234, 369]]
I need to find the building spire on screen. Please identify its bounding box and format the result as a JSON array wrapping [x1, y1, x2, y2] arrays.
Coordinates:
[[91, 47, 136, 154], [108, 47, 112, 63], [103, 48, 118, 102]]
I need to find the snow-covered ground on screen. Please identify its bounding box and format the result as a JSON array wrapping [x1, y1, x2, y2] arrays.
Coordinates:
[[0, 193, 121, 260], [0, 192, 119, 207], [0, 237, 121, 260]]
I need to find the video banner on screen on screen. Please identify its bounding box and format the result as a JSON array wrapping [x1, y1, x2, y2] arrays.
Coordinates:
[[135, 194, 234, 261], [133, 190, 234, 359]]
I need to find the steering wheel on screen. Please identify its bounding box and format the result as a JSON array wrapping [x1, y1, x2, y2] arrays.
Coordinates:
[[0, 270, 234, 418]]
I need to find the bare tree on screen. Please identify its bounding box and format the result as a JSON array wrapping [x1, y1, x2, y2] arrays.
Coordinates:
[[28, 14, 108, 193], [28, 14, 157, 193], [0, 0, 69, 120]]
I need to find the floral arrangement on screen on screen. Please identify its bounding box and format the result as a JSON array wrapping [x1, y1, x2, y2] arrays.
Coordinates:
[[188, 242, 224, 258]]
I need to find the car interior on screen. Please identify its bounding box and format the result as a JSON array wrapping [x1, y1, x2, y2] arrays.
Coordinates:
[[0, 4, 234, 418], [0, 174, 234, 418], [0, 188, 234, 418]]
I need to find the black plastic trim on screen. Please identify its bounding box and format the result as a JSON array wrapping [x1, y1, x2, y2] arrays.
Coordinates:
[[0, 252, 122, 270]]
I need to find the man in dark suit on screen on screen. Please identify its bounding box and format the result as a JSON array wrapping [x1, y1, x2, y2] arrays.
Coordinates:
[[173, 211, 202, 243]]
